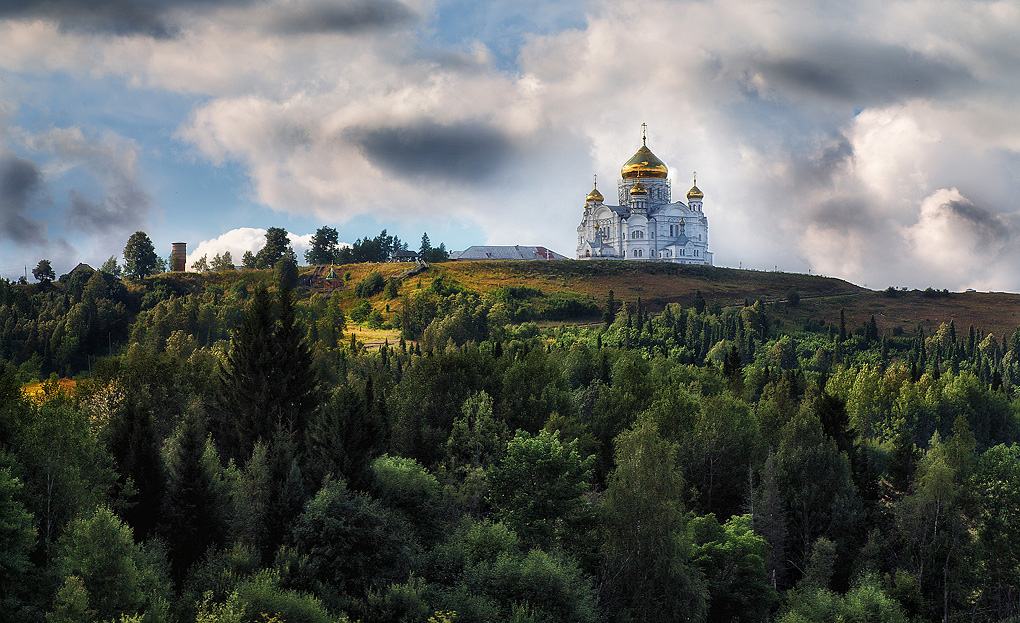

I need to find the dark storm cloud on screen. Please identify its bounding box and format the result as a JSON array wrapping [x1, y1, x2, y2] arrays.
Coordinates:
[[808, 195, 878, 231], [13, 126, 156, 237], [349, 121, 516, 183], [67, 185, 153, 233], [0, 0, 417, 38], [0, 0, 223, 38], [789, 135, 854, 189], [0, 154, 47, 244], [759, 42, 976, 104], [941, 199, 1011, 243], [269, 0, 418, 34]]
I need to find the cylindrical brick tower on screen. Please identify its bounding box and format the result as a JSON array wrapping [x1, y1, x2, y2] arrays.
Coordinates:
[[172, 242, 187, 272]]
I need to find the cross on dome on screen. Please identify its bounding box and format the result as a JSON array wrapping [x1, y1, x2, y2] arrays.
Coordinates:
[[621, 125, 668, 179]]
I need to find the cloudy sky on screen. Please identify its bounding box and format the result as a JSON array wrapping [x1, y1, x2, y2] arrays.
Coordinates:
[[1, 0, 1018, 291]]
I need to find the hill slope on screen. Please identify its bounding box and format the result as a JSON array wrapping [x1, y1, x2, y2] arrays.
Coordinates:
[[360, 261, 1019, 340], [142, 260, 1020, 341]]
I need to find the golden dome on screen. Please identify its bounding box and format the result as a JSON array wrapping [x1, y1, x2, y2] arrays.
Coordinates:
[[687, 173, 704, 201], [629, 182, 648, 196], [586, 187, 604, 203], [621, 144, 668, 179]]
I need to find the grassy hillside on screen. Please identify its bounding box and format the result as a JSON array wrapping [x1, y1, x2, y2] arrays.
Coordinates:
[[147, 260, 1020, 341], [382, 261, 1020, 340]]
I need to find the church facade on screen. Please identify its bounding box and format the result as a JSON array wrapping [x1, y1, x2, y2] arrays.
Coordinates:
[[576, 131, 712, 265]]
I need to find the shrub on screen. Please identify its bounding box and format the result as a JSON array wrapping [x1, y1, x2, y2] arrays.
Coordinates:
[[350, 300, 371, 323], [355, 271, 385, 298]]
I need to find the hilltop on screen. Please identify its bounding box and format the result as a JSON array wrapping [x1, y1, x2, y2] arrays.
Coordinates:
[[291, 260, 1020, 340], [18, 259, 1019, 353]]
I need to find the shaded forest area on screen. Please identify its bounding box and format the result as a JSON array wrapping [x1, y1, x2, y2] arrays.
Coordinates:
[[4, 262, 1020, 622]]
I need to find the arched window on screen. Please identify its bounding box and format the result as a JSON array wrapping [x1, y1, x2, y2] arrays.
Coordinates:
[[585, 250, 590, 257]]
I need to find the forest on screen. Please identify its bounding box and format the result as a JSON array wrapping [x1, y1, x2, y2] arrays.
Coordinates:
[[3, 253, 1020, 623]]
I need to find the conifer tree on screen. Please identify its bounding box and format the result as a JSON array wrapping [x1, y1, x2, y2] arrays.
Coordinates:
[[273, 287, 319, 438], [213, 284, 276, 462], [105, 401, 165, 541], [603, 290, 616, 326], [160, 412, 227, 582]]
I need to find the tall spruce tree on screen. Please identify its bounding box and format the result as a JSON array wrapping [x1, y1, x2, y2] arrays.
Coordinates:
[[271, 286, 319, 443], [159, 412, 227, 583], [214, 284, 276, 462], [419, 232, 432, 257], [105, 400, 165, 541], [214, 284, 318, 464]]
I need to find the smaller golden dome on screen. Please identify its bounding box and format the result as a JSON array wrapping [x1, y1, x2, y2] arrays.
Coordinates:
[[687, 172, 704, 200], [586, 187, 604, 203], [630, 182, 648, 196]]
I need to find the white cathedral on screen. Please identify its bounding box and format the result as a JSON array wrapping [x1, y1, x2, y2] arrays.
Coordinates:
[[576, 128, 712, 265]]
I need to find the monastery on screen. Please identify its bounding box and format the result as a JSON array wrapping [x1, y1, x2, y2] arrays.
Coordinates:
[[577, 127, 712, 265]]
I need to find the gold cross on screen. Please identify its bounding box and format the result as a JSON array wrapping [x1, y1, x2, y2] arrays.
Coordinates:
[[593, 174, 597, 188], [641, 123, 647, 145]]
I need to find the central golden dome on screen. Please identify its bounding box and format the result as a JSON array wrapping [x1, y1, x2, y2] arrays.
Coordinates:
[[621, 142, 668, 179]]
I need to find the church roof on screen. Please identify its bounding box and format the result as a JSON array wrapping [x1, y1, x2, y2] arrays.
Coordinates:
[[452, 245, 567, 261]]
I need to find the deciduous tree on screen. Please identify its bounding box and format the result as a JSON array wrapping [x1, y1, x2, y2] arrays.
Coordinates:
[[123, 231, 158, 279], [488, 429, 592, 550], [191, 255, 210, 273], [56, 506, 144, 621], [32, 259, 55, 284], [599, 421, 708, 622], [255, 227, 294, 269], [304, 226, 340, 265], [210, 251, 235, 271]]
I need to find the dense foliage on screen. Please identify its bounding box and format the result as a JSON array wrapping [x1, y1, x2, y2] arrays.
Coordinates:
[[3, 262, 1020, 622]]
